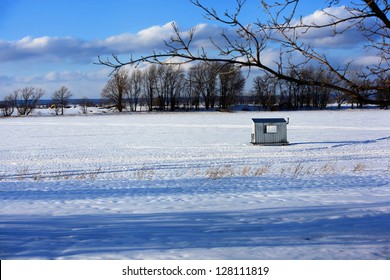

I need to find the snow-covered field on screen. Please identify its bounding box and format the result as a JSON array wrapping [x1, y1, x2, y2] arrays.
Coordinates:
[[1, 109, 390, 259]]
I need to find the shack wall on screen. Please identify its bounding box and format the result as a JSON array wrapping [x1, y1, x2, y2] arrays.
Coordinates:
[[252, 122, 288, 144]]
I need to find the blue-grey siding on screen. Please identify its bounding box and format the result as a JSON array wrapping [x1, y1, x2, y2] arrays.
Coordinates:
[[251, 118, 288, 145]]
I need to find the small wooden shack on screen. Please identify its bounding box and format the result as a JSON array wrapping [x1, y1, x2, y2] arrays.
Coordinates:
[[251, 118, 289, 145]]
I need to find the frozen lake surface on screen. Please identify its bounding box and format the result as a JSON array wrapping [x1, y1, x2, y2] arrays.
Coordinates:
[[1, 110, 390, 259]]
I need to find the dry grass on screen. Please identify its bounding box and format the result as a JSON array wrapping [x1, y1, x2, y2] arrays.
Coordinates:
[[278, 162, 352, 178], [89, 167, 102, 180], [206, 165, 235, 179], [292, 162, 304, 178], [319, 163, 337, 174], [241, 166, 252, 176], [133, 166, 156, 180], [6, 167, 105, 181], [1, 161, 376, 182], [253, 164, 272, 176], [16, 167, 31, 181], [206, 164, 273, 179], [353, 162, 366, 172]]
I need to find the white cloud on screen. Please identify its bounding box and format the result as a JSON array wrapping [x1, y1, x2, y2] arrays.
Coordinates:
[[95, 22, 175, 53], [137, 22, 175, 45], [44, 71, 57, 82], [0, 36, 96, 63], [0, 69, 111, 99], [0, 22, 229, 65], [17, 36, 50, 49], [99, 34, 135, 53], [352, 55, 382, 67], [292, 6, 368, 48], [42, 71, 92, 82], [0, 22, 187, 64], [302, 6, 347, 26], [85, 68, 112, 80]]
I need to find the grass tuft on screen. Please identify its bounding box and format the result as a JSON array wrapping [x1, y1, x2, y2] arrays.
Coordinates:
[[353, 162, 366, 172]]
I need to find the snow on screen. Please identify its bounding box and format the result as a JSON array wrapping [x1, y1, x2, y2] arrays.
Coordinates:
[[1, 109, 390, 259]]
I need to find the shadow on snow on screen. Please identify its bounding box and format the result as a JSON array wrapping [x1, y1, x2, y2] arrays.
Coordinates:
[[290, 135, 390, 149], [1, 203, 390, 259]]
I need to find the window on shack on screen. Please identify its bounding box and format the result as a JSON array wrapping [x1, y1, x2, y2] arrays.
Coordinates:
[[265, 125, 277, 134]]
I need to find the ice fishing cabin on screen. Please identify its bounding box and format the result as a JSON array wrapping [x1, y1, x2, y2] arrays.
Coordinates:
[[251, 118, 289, 145]]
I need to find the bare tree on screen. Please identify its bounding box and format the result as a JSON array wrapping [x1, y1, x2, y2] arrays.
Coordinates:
[[376, 74, 390, 108], [52, 86, 72, 115], [101, 69, 129, 112], [1, 92, 18, 117], [188, 62, 220, 110], [15, 87, 45, 116], [219, 64, 245, 109], [143, 65, 158, 111], [203, 62, 220, 109], [296, 66, 334, 109], [183, 69, 197, 110], [333, 90, 348, 109], [79, 97, 90, 114], [127, 69, 143, 111], [154, 65, 185, 111], [187, 63, 205, 110], [97, 0, 390, 106], [252, 74, 278, 110], [186, 62, 244, 110], [155, 65, 167, 110], [170, 68, 186, 111]]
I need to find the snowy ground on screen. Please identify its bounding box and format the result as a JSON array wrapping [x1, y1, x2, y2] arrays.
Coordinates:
[[1, 109, 390, 259]]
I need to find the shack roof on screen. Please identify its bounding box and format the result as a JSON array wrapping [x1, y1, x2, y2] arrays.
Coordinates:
[[252, 118, 287, 124]]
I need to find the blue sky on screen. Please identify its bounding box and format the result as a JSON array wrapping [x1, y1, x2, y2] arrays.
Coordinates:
[[0, 0, 370, 99]]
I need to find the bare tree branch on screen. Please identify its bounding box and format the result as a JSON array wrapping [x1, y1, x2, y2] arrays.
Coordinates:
[[96, 0, 390, 106]]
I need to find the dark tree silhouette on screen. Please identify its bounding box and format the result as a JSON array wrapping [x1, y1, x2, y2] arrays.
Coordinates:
[[52, 86, 72, 115], [101, 69, 129, 112]]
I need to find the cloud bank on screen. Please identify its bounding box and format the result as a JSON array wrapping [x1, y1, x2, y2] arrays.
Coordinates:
[[0, 5, 377, 99], [0, 5, 370, 65], [0, 22, 219, 64], [293, 5, 370, 48]]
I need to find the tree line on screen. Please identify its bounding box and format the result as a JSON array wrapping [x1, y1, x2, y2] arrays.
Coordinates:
[[101, 62, 246, 112], [102, 62, 389, 113], [0, 86, 73, 117], [253, 65, 390, 110], [1, 61, 389, 117]]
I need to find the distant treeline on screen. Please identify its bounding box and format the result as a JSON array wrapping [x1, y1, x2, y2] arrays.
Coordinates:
[[1, 62, 389, 116], [100, 62, 389, 112]]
